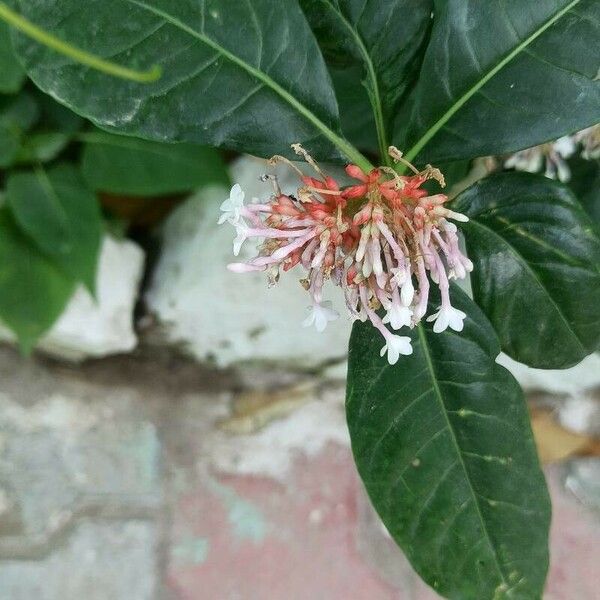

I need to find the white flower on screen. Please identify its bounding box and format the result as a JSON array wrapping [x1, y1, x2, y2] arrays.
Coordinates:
[[553, 136, 576, 158], [218, 184, 245, 225], [427, 305, 467, 333], [232, 220, 250, 256], [400, 277, 414, 306], [383, 303, 413, 330], [504, 137, 575, 183], [505, 148, 544, 173], [380, 334, 413, 365], [574, 125, 600, 160], [302, 301, 339, 332]]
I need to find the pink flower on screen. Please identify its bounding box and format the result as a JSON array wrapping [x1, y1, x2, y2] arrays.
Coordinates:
[[224, 145, 472, 364]]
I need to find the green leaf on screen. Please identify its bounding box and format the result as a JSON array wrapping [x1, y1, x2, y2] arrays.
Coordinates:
[[15, 131, 70, 163], [11, 0, 368, 167], [0, 90, 38, 166], [567, 156, 600, 226], [329, 65, 378, 156], [299, 0, 433, 159], [0, 20, 25, 93], [454, 172, 600, 368], [347, 286, 550, 600], [34, 87, 84, 133], [398, 0, 600, 164], [6, 164, 102, 293], [0, 209, 75, 352], [80, 131, 229, 196]]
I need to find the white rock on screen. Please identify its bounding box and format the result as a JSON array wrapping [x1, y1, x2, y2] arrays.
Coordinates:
[[497, 352, 600, 396], [206, 393, 350, 481], [0, 235, 144, 361], [146, 156, 352, 368]]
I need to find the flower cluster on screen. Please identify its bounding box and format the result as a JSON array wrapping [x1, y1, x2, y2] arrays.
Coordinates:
[[503, 124, 600, 182], [221, 145, 472, 364], [504, 136, 575, 182]]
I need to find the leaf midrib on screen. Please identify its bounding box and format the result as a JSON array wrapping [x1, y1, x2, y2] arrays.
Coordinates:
[[416, 324, 509, 590], [314, 0, 389, 161], [124, 0, 373, 171], [466, 218, 587, 356], [403, 0, 582, 164]]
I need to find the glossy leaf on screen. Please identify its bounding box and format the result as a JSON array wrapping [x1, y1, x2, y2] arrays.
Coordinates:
[[0, 20, 25, 93], [34, 88, 84, 133], [454, 172, 600, 368], [397, 0, 600, 164], [0, 209, 75, 353], [80, 131, 229, 196], [299, 0, 433, 157], [6, 164, 102, 292], [347, 286, 550, 600], [10, 0, 367, 165]]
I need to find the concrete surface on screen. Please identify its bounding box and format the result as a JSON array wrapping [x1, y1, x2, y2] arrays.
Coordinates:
[[0, 346, 597, 599]]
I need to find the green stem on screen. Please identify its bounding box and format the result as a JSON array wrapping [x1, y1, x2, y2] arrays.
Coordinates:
[[400, 0, 581, 170], [355, 43, 388, 164], [315, 0, 388, 165], [0, 1, 161, 83]]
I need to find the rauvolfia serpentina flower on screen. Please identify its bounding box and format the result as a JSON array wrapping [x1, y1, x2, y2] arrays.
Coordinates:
[[221, 144, 472, 365]]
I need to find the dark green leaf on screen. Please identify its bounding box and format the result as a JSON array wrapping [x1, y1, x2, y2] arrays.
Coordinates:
[[397, 0, 600, 164], [80, 131, 229, 196], [300, 0, 433, 156], [15, 131, 71, 163], [567, 156, 600, 226], [0, 20, 25, 93], [0, 90, 38, 166], [34, 88, 84, 133], [454, 172, 600, 368], [329, 65, 378, 155], [0, 209, 75, 352], [347, 286, 550, 600], [11, 0, 360, 163], [6, 164, 102, 292]]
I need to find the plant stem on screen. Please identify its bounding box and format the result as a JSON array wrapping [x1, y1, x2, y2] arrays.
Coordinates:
[[398, 0, 581, 172]]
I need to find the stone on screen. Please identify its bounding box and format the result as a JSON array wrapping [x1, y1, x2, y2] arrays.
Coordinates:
[[497, 353, 600, 397], [0, 347, 162, 599], [0, 235, 144, 361], [145, 156, 352, 369], [498, 353, 600, 436], [0, 521, 158, 600]]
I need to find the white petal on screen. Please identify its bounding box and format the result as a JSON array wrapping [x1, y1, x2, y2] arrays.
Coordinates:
[[554, 136, 576, 158], [230, 183, 245, 204], [448, 307, 467, 332], [314, 311, 328, 333], [302, 312, 315, 329], [400, 278, 414, 306]]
